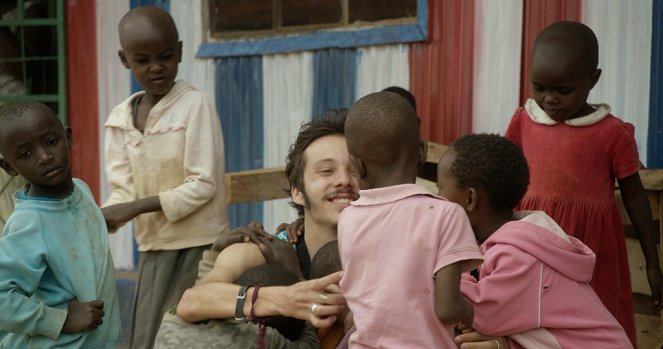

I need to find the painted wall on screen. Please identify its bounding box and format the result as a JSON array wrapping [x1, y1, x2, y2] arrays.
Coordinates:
[[64, 0, 661, 269]]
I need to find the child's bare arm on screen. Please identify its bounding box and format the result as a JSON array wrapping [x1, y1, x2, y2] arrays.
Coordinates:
[[199, 242, 267, 285], [434, 261, 473, 328], [62, 299, 104, 334], [618, 173, 663, 310], [101, 196, 161, 232]]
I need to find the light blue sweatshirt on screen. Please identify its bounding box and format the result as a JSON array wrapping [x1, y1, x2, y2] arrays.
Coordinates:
[[0, 179, 121, 348]]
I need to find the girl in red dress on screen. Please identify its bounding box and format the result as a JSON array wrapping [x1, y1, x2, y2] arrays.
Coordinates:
[[505, 21, 662, 347]]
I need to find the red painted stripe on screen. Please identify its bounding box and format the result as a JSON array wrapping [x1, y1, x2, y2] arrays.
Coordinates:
[[519, 0, 582, 105], [67, 0, 100, 202], [409, 0, 475, 145]]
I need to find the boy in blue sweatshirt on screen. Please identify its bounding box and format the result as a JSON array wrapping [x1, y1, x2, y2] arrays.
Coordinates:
[[0, 102, 121, 348]]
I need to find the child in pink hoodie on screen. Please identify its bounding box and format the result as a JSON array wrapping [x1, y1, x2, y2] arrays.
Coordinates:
[[439, 133, 632, 349]]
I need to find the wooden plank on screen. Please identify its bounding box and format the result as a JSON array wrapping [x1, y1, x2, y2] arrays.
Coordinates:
[[426, 141, 449, 164], [224, 167, 289, 204], [640, 169, 663, 191]]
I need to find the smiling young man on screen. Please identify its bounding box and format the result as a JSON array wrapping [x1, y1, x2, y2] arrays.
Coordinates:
[[176, 110, 357, 332]]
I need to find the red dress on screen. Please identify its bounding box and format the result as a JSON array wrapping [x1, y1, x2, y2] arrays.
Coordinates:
[[506, 105, 639, 346]]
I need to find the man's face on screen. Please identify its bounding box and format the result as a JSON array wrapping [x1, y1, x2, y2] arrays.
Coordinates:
[[292, 135, 359, 229]]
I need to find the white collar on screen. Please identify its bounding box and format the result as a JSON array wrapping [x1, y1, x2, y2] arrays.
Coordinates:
[[525, 98, 611, 126]]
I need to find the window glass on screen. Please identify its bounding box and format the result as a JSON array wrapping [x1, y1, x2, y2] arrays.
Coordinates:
[[209, 0, 273, 33], [282, 0, 342, 27], [349, 0, 416, 23]]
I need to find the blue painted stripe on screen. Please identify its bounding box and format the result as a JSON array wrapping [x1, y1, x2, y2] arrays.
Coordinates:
[[648, 0, 663, 167], [129, 0, 169, 11], [198, 0, 428, 58], [215, 57, 264, 228], [312, 48, 358, 117]]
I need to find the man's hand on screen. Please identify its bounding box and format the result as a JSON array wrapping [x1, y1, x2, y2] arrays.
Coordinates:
[[282, 272, 346, 328], [212, 222, 273, 252], [62, 299, 105, 334]]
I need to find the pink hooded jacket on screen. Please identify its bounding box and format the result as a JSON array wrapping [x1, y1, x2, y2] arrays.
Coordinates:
[[461, 211, 632, 349]]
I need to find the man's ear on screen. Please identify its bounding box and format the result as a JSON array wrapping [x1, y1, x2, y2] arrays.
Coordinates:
[[65, 126, 73, 149], [118, 49, 130, 69], [466, 187, 477, 212], [291, 186, 305, 206], [177, 41, 183, 63], [0, 158, 18, 177], [590, 69, 602, 89]]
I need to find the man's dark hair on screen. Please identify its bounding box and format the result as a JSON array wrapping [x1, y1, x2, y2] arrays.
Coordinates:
[[450, 134, 529, 212], [234, 263, 304, 341], [284, 109, 347, 216], [310, 240, 341, 279]]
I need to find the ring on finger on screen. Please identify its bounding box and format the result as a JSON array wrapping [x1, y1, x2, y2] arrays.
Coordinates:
[[492, 339, 500, 349], [311, 303, 318, 315]]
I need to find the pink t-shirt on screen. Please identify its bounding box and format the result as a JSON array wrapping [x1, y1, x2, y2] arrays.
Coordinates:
[[338, 184, 482, 348]]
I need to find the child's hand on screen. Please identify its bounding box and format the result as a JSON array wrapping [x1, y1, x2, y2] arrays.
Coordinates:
[[101, 203, 136, 231], [275, 217, 304, 243], [62, 299, 105, 334], [211, 221, 272, 252], [646, 265, 663, 313], [255, 235, 302, 279], [455, 330, 509, 349]]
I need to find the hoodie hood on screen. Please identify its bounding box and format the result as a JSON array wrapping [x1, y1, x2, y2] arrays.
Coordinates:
[[482, 211, 595, 283]]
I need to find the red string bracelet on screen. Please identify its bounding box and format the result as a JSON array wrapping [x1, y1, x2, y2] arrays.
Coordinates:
[[250, 285, 266, 349]]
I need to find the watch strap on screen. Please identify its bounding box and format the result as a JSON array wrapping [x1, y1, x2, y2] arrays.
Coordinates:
[[234, 285, 249, 320]]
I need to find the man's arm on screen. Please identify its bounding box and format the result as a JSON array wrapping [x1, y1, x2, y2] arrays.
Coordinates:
[[177, 243, 266, 322], [177, 232, 345, 327]]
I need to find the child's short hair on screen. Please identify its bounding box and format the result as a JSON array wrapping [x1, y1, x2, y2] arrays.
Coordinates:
[[310, 240, 341, 279], [450, 134, 529, 212], [234, 263, 304, 341], [0, 101, 57, 122], [345, 91, 419, 166], [118, 6, 179, 48], [533, 21, 599, 72], [382, 86, 416, 112]]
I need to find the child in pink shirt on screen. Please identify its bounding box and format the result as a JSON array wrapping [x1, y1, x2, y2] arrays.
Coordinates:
[[338, 91, 483, 348], [439, 134, 632, 349]]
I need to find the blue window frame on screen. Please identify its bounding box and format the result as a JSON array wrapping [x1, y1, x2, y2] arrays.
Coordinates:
[[198, 0, 427, 58]]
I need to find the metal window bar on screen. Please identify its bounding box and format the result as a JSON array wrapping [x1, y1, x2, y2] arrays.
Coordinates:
[[0, 0, 66, 122]]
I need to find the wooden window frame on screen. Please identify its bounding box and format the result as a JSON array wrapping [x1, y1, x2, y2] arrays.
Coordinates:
[[198, 0, 428, 58]]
